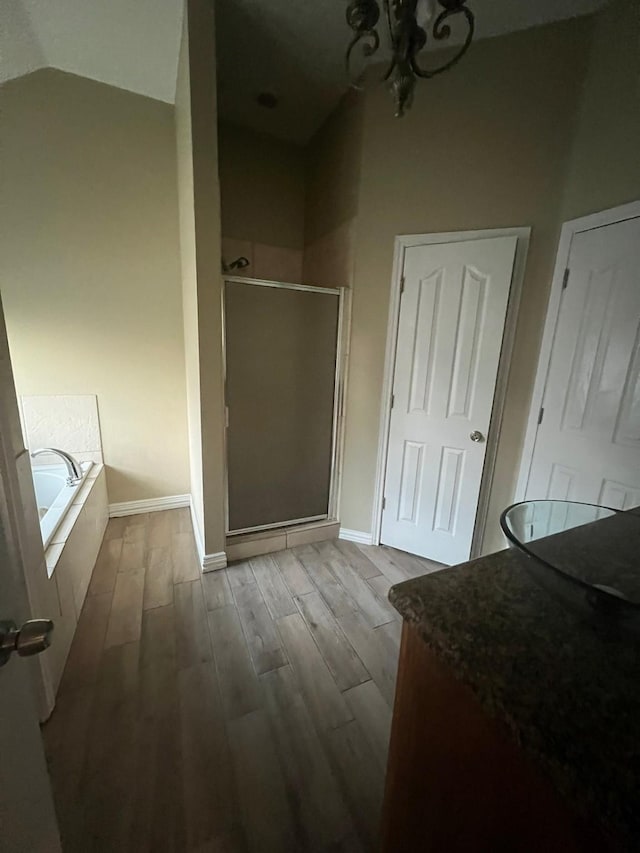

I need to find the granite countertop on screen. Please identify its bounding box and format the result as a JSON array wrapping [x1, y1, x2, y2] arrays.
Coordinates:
[[390, 513, 640, 849]]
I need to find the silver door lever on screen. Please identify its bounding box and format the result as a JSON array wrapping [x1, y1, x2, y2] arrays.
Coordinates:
[[0, 619, 54, 667]]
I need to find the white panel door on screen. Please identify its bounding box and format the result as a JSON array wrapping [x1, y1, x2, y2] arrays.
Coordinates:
[[0, 296, 61, 852], [381, 235, 518, 565], [526, 217, 640, 507]]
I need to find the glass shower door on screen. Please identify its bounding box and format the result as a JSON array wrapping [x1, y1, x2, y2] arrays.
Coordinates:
[[224, 279, 341, 533]]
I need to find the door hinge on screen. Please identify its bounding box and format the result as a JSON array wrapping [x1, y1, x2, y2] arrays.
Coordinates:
[[562, 268, 570, 290], [382, 497, 386, 511], [400, 276, 405, 295], [537, 406, 545, 425], [390, 393, 395, 409]]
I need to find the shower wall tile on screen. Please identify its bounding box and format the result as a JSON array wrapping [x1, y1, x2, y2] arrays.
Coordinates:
[[253, 243, 303, 283], [286, 520, 340, 548], [72, 451, 104, 465], [21, 394, 103, 463], [221, 236, 303, 285], [302, 219, 355, 289], [222, 237, 253, 270]]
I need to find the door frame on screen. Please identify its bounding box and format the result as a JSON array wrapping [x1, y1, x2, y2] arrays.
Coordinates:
[[222, 275, 348, 536], [372, 227, 531, 557], [515, 200, 640, 502]]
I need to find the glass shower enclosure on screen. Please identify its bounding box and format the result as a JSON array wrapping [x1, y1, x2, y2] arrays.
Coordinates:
[[224, 277, 344, 534]]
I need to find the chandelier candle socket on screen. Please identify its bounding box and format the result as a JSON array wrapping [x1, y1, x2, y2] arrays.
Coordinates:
[[346, 0, 475, 116]]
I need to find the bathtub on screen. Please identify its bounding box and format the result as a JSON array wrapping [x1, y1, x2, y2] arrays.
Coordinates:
[[32, 462, 93, 549]]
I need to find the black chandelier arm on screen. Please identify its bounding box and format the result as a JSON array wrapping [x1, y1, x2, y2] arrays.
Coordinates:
[[410, 6, 474, 80], [345, 0, 382, 84], [346, 29, 381, 85], [380, 0, 401, 82], [382, 0, 396, 51], [346, 0, 380, 33], [382, 57, 397, 82]]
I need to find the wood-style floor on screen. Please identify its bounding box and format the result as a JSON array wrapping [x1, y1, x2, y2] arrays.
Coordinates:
[[43, 509, 441, 852]]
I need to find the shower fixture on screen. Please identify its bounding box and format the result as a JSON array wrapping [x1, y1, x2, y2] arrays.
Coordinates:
[[222, 256, 250, 273]]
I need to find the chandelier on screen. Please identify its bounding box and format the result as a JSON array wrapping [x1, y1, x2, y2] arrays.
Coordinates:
[[345, 0, 475, 116]]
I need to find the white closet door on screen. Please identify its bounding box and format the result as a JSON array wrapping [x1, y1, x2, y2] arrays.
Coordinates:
[[381, 235, 518, 565], [526, 217, 640, 508]]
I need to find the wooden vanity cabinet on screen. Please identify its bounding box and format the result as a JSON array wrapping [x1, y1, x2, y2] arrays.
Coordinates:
[[381, 623, 616, 853]]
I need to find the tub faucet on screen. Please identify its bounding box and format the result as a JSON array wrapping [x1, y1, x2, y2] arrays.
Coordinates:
[[30, 448, 83, 486]]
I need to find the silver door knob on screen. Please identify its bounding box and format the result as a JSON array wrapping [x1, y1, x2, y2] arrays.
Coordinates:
[[0, 619, 54, 667], [470, 430, 485, 443]]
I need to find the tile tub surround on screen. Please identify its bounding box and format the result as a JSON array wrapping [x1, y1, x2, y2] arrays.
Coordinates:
[[389, 519, 640, 850], [20, 394, 104, 465], [43, 465, 109, 697]]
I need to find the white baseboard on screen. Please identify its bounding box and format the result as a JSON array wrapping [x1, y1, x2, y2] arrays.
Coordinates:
[[189, 499, 205, 562], [107, 494, 227, 571], [203, 552, 227, 572], [189, 499, 227, 572], [109, 494, 191, 518], [339, 527, 373, 545]]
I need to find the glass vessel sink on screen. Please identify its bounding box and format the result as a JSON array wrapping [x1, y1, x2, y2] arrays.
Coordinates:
[[500, 500, 640, 633]]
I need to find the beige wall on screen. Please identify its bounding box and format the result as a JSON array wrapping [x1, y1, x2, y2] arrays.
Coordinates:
[[218, 123, 306, 284], [0, 69, 190, 504], [561, 0, 640, 220], [338, 19, 594, 549], [219, 122, 305, 249], [304, 91, 363, 247], [175, 12, 205, 544], [175, 0, 226, 557], [217, 93, 362, 290], [302, 219, 357, 290], [303, 92, 363, 290]]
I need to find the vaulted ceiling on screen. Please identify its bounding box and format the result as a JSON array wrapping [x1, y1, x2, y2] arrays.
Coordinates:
[[2, 0, 608, 144], [215, 0, 608, 143], [1, 0, 183, 103]]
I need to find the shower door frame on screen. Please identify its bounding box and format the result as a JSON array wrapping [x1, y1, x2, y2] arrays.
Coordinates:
[[223, 275, 348, 537]]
